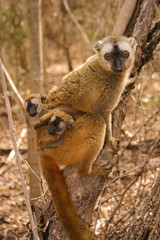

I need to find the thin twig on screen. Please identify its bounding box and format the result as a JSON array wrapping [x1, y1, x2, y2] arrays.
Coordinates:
[[93, 197, 102, 233], [31, 190, 47, 201], [94, 160, 160, 228], [117, 108, 160, 162], [0, 165, 11, 176], [0, 59, 39, 240], [25, 160, 42, 183], [140, 132, 160, 170], [7, 128, 27, 163], [2, 63, 24, 108], [102, 176, 139, 240], [63, 0, 90, 44], [125, 172, 160, 240], [25, 159, 47, 200], [92, 0, 107, 42], [1, 62, 29, 123], [148, 199, 160, 240], [98, 164, 160, 206], [101, 132, 160, 239]]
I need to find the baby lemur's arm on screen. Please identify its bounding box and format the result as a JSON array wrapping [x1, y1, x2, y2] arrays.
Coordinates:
[[25, 93, 75, 139]]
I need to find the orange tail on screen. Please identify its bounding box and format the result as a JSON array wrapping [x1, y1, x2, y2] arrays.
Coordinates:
[[41, 159, 97, 240]]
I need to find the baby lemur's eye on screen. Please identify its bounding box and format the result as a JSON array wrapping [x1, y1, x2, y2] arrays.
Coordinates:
[[104, 53, 111, 60], [122, 51, 129, 58]]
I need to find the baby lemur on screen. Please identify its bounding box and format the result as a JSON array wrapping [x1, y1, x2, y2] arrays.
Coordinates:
[[25, 35, 137, 240]]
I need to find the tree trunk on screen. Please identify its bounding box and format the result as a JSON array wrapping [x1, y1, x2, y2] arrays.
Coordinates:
[[36, 0, 160, 239], [26, 0, 43, 218]]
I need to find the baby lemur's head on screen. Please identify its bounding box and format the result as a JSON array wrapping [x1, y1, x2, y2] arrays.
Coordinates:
[[94, 35, 137, 73], [25, 94, 46, 117]]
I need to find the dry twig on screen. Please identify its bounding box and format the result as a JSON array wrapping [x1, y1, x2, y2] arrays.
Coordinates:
[[7, 128, 27, 162], [101, 132, 160, 240], [0, 59, 40, 240], [63, 0, 90, 44], [117, 108, 160, 162], [1, 63, 29, 123], [2, 63, 24, 108]]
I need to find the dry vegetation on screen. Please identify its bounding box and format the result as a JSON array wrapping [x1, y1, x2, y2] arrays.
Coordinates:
[[0, 0, 160, 239]]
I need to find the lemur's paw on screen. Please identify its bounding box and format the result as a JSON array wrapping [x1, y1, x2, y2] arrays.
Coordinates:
[[107, 136, 120, 151], [102, 162, 113, 173], [48, 114, 74, 136], [95, 162, 113, 176], [43, 103, 54, 110]]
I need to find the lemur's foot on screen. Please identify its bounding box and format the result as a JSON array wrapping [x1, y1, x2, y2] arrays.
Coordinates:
[[90, 162, 113, 176], [78, 162, 113, 177], [48, 111, 74, 136]]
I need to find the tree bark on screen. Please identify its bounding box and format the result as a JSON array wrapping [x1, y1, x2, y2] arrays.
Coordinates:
[[26, 0, 43, 218], [36, 0, 160, 239]]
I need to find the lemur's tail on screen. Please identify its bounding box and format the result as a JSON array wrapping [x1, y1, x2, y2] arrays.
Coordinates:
[[41, 158, 97, 240]]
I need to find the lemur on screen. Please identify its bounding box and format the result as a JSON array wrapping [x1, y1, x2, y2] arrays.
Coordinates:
[[43, 35, 137, 149], [25, 35, 137, 240]]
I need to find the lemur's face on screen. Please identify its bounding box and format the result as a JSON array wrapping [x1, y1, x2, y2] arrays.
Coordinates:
[[25, 98, 41, 117], [94, 36, 137, 73], [25, 95, 46, 117]]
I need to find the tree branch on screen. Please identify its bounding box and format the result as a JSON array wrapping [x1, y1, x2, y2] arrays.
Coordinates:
[[112, 0, 137, 35]]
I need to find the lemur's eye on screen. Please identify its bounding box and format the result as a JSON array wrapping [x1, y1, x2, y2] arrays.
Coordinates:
[[122, 51, 129, 58], [104, 53, 111, 60]]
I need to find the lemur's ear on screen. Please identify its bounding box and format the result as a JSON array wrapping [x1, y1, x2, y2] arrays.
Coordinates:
[[128, 37, 137, 50], [40, 93, 47, 104], [94, 40, 103, 52]]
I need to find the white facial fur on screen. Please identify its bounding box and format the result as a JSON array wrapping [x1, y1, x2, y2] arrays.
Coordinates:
[[98, 39, 133, 72], [100, 42, 113, 56], [31, 98, 41, 113], [50, 115, 66, 130], [58, 121, 66, 130], [118, 41, 133, 56], [100, 42, 113, 69]]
